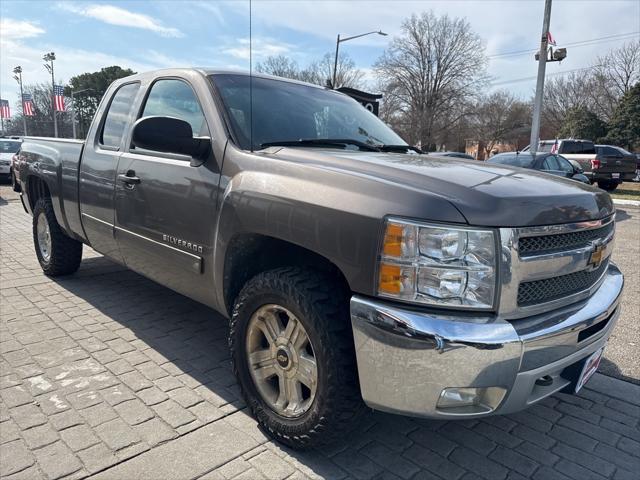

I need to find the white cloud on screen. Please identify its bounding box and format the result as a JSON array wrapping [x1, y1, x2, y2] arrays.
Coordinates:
[[0, 37, 156, 108], [222, 38, 292, 60], [59, 2, 183, 37], [0, 18, 45, 40]]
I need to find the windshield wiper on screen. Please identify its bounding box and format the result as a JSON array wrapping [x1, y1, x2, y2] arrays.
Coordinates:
[[260, 139, 381, 152], [378, 144, 423, 154]]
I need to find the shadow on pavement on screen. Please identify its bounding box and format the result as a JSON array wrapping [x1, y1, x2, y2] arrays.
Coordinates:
[[599, 357, 640, 386], [615, 208, 632, 223], [50, 255, 636, 478]]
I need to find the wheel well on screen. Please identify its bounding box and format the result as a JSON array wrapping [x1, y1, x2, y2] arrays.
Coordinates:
[[27, 176, 50, 211], [223, 234, 350, 315]]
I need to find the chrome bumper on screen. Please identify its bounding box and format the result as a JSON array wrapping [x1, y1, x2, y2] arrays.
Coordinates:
[[350, 263, 623, 419]]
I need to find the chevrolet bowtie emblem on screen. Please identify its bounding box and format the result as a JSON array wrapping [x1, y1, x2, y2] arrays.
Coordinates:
[[588, 243, 605, 269]]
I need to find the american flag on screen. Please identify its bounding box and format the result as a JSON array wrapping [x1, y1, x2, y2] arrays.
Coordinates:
[[22, 94, 35, 116], [53, 84, 66, 112], [0, 99, 10, 119]]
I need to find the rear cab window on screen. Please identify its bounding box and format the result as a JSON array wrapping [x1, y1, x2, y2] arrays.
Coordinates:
[[100, 83, 141, 149]]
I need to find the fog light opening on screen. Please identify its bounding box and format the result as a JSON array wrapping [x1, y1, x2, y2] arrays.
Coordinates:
[[436, 387, 506, 415]]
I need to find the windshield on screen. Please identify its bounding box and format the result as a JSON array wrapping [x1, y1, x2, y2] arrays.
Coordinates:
[[488, 154, 534, 168], [211, 74, 406, 151], [0, 141, 21, 154]]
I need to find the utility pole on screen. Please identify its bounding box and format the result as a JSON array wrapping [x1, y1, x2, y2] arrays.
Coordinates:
[[43, 52, 58, 138], [12, 66, 28, 136], [529, 0, 552, 156]]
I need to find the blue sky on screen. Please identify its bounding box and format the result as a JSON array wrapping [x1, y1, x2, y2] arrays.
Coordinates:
[[1, 0, 639, 109]]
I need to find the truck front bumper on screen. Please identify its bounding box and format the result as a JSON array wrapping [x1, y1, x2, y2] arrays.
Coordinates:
[[350, 263, 623, 419]]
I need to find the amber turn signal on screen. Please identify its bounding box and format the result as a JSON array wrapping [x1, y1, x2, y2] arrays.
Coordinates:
[[382, 223, 404, 257], [378, 263, 403, 294]]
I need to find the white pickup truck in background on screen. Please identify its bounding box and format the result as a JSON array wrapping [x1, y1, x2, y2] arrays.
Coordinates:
[[530, 139, 636, 191]]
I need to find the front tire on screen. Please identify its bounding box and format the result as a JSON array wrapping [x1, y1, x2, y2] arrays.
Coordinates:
[[33, 197, 82, 276], [230, 267, 364, 449]]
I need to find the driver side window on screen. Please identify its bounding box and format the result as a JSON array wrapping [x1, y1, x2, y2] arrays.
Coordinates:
[[141, 79, 208, 136]]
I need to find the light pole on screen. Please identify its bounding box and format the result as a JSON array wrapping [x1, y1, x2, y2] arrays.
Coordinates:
[[332, 30, 387, 89], [69, 88, 92, 139], [12, 66, 28, 136], [43, 52, 57, 137], [529, 0, 552, 156]]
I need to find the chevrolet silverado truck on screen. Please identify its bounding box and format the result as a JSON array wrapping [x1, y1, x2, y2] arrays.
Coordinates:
[[16, 69, 623, 449]]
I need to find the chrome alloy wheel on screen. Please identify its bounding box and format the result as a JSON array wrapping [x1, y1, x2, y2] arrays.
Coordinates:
[[36, 213, 52, 262], [246, 304, 318, 418]]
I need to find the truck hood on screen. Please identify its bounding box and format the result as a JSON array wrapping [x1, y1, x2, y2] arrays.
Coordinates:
[[267, 148, 615, 227]]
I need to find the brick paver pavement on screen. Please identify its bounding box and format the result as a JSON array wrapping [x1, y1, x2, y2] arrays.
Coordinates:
[[1, 192, 639, 480]]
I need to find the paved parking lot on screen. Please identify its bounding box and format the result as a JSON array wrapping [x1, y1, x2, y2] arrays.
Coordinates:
[[1, 184, 639, 480]]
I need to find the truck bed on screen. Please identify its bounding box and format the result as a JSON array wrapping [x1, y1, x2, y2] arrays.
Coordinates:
[[20, 137, 86, 242]]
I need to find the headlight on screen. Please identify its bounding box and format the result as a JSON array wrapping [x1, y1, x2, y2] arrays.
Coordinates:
[[378, 218, 497, 309]]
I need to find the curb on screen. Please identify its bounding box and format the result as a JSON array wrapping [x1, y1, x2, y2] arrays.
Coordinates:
[[613, 198, 640, 207]]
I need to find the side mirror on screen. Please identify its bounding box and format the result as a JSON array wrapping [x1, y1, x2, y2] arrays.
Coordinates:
[[131, 116, 210, 164]]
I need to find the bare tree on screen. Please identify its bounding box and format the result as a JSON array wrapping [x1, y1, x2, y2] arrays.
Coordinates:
[[256, 55, 302, 80], [590, 40, 640, 120], [473, 90, 531, 157], [374, 11, 487, 149], [255, 53, 363, 89], [6, 83, 73, 137], [542, 72, 593, 134]]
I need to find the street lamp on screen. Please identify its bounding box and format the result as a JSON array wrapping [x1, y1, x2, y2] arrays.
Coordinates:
[[332, 30, 387, 89], [12, 66, 27, 136], [43, 52, 58, 137]]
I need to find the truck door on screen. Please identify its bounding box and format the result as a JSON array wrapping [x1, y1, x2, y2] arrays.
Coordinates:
[[114, 78, 221, 306], [79, 82, 141, 262]]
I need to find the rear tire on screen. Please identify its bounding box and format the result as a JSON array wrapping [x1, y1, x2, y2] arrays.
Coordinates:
[[32, 197, 82, 276], [230, 267, 364, 449], [597, 181, 619, 192]]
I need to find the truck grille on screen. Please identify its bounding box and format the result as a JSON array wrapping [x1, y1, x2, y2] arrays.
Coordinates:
[[518, 221, 614, 256], [517, 261, 608, 306]]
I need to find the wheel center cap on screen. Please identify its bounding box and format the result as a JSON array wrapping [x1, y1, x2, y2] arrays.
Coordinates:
[[276, 348, 290, 369]]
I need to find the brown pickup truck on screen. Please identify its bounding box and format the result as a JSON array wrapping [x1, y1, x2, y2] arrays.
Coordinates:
[[15, 69, 623, 449]]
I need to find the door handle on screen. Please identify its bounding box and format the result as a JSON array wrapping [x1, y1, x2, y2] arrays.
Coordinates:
[[118, 171, 141, 185]]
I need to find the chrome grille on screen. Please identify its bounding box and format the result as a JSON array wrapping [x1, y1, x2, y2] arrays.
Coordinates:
[[518, 261, 609, 306], [518, 222, 614, 256], [498, 215, 615, 319]]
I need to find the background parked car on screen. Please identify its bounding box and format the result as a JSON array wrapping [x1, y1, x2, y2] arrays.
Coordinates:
[[427, 151, 475, 160], [0, 138, 22, 183], [529, 139, 635, 191], [487, 151, 591, 184]]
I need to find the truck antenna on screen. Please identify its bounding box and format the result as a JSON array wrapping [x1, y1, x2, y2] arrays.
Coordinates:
[[249, 0, 254, 152]]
